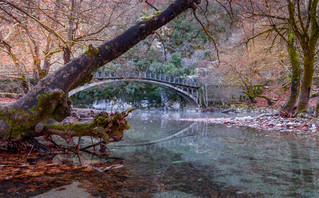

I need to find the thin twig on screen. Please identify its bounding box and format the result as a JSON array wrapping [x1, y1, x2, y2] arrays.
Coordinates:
[[77, 137, 81, 149], [50, 139, 62, 151], [25, 144, 35, 161], [145, 0, 159, 11], [80, 140, 104, 151], [91, 136, 95, 151], [92, 164, 123, 173]]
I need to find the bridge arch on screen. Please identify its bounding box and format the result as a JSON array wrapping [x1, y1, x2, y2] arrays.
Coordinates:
[[108, 122, 198, 153], [69, 79, 200, 107]]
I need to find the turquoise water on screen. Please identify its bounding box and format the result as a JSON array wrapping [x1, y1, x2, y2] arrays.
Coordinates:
[[107, 110, 319, 197]]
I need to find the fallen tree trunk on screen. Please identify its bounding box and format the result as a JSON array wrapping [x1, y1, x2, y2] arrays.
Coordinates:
[[0, 0, 201, 148], [34, 108, 134, 145]]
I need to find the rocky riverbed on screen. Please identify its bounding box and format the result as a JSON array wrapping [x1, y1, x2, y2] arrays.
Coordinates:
[[181, 113, 319, 133]]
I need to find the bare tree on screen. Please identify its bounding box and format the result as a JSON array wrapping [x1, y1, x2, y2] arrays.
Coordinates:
[[223, 0, 319, 115]]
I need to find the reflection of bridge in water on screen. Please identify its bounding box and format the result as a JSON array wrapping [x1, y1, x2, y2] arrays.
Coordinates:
[[109, 122, 205, 153], [69, 71, 204, 107]]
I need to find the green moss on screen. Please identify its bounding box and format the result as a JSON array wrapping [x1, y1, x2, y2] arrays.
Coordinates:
[[141, 16, 152, 20], [87, 47, 100, 56], [0, 110, 3, 119], [141, 10, 162, 21], [311, 92, 318, 98], [48, 123, 65, 131], [126, 122, 130, 130], [3, 109, 38, 140], [153, 11, 162, 15], [40, 69, 47, 79], [31, 91, 63, 114], [114, 113, 123, 120], [238, 105, 249, 110], [0, 90, 70, 140], [282, 29, 301, 113], [125, 107, 135, 113], [69, 123, 87, 132]]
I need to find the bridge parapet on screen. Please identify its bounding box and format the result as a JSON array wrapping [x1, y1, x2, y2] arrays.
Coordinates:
[[93, 71, 201, 88]]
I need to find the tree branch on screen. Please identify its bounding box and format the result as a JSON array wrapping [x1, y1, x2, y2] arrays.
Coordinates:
[[145, 0, 159, 11], [192, 6, 220, 67], [0, 0, 71, 51]]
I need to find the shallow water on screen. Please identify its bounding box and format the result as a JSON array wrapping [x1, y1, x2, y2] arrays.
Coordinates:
[[3, 110, 319, 197], [108, 110, 319, 197]]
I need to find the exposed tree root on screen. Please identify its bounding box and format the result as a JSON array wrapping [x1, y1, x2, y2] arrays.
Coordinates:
[[80, 141, 106, 151], [279, 109, 296, 118], [1, 108, 134, 154]]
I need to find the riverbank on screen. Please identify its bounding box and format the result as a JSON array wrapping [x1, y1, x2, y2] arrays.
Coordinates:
[[181, 113, 319, 133]]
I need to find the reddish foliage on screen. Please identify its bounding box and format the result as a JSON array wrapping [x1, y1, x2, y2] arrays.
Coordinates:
[[241, 85, 319, 109], [248, 86, 289, 108]]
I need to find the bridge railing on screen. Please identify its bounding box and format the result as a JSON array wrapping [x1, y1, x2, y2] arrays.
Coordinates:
[[93, 71, 201, 88]]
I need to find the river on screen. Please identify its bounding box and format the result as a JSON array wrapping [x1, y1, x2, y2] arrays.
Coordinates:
[[106, 110, 319, 197], [3, 110, 319, 197]]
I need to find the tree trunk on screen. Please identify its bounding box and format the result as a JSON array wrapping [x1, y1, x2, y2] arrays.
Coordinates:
[[297, 45, 315, 112], [281, 30, 300, 114], [242, 82, 257, 104], [0, 0, 201, 144], [63, 0, 76, 64], [315, 95, 319, 117], [63, 47, 71, 64]]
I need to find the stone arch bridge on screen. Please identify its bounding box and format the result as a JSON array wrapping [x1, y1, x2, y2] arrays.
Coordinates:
[[69, 71, 204, 107]]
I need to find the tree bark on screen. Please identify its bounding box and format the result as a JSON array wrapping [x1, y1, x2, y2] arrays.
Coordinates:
[[281, 30, 300, 114], [315, 94, 319, 117], [0, 0, 201, 143], [63, 0, 76, 64], [287, 0, 319, 113], [297, 45, 316, 112]]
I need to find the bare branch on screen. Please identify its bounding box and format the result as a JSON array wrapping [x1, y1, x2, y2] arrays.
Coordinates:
[[0, 0, 70, 49], [145, 0, 159, 11], [154, 31, 167, 61], [192, 7, 220, 67]]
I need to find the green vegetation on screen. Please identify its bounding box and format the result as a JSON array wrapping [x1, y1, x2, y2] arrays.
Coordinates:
[[71, 82, 187, 109], [0, 90, 67, 140]]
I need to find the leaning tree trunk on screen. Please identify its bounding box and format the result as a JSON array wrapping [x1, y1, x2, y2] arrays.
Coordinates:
[[0, 0, 201, 144], [280, 30, 300, 115]]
